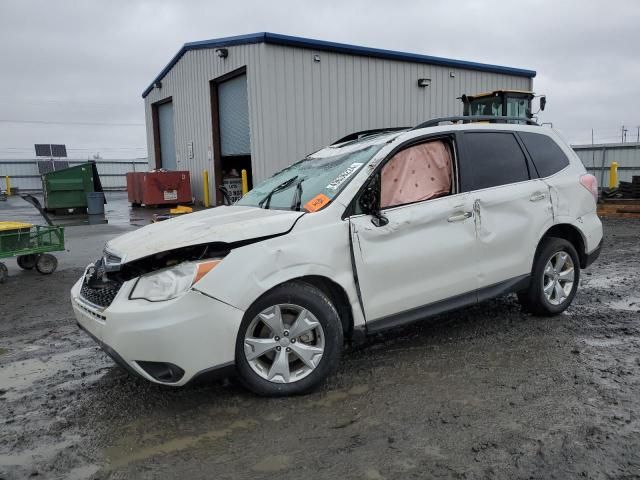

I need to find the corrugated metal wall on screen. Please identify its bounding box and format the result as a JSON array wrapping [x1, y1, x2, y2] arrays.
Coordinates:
[[0, 160, 147, 191], [573, 143, 640, 185], [144, 42, 532, 202]]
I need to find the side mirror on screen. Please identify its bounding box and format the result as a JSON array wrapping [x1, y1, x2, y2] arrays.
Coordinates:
[[358, 183, 388, 227], [358, 185, 378, 214], [540, 96, 546, 111]]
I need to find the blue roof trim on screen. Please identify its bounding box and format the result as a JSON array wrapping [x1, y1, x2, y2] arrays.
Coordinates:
[[142, 32, 536, 98]]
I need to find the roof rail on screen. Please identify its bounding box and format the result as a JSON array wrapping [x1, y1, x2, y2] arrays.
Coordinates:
[[332, 127, 409, 145], [413, 116, 539, 130]]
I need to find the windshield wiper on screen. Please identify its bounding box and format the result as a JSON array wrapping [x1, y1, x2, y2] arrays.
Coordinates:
[[290, 178, 304, 211], [259, 175, 299, 209]]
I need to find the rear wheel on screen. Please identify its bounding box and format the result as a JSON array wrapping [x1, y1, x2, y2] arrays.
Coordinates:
[[235, 282, 343, 396], [36, 254, 58, 275], [17, 254, 37, 270], [517, 237, 580, 316]]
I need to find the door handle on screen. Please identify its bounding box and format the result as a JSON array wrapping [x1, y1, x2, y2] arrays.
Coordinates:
[[447, 211, 473, 222], [530, 192, 547, 202]]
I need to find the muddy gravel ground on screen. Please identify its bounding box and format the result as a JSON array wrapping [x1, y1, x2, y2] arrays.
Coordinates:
[[1, 217, 639, 480]]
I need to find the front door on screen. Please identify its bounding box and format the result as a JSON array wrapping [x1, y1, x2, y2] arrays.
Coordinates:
[[349, 137, 477, 324]]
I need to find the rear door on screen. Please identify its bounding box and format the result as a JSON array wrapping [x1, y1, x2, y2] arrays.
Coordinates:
[[458, 131, 554, 290]]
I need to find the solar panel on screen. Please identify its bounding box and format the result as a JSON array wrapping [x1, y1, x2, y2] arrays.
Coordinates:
[[35, 144, 52, 157], [51, 144, 67, 157], [54, 160, 69, 170], [37, 160, 55, 174]]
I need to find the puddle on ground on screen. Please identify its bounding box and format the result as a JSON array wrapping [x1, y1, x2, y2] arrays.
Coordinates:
[[0, 435, 80, 467], [105, 418, 259, 469], [251, 454, 290, 473], [583, 338, 624, 347], [608, 297, 640, 312], [0, 347, 95, 400]]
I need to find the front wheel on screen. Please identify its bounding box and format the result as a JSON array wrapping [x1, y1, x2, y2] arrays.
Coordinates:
[[36, 254, 58, 275], [517, 237, 580, 316], [235, 282, 343, 396]]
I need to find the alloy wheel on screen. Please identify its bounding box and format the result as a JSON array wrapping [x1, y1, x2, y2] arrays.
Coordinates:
[[542, 251, 575, 306], [243, 304, 325, 383]]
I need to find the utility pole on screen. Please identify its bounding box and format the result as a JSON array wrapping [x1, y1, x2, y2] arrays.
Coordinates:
[[636, 126, 639, 143], [621, 125, 628, 143], [591, 128, 594, 145]]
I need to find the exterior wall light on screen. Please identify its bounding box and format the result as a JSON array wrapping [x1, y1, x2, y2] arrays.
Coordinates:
[[216, 48, 228, 58], [417, 78, 431, 87], [313, 54, 321, 62], [154, 81, 162, 89]]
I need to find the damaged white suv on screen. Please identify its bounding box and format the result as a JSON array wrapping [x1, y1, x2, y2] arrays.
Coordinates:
[[71, 120, 602, 396]]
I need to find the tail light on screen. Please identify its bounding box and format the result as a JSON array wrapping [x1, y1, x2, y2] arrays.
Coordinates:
[[580, 174, 598, 202]]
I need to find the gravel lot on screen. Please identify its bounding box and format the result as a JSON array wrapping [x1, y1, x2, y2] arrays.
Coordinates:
[[1, 214, 639, 480]]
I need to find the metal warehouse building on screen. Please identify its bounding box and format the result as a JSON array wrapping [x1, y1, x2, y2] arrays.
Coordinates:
[[143, 32, 536, 204]]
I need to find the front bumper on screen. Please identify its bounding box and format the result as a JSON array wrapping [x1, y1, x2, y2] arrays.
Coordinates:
[[70, 277, 244, 386]]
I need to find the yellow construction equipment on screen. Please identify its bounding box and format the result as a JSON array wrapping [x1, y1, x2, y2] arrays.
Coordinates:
[[460, 90, 546, 120]]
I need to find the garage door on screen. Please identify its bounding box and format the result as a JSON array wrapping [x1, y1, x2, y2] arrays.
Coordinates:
[[219, 74, 251, 156], [158, 101, 177, 170]]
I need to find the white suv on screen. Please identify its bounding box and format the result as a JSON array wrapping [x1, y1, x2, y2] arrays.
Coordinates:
[[71, 120, 603, 396]]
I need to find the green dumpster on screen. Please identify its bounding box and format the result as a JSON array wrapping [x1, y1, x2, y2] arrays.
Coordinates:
[[42, 163, 104, 211]]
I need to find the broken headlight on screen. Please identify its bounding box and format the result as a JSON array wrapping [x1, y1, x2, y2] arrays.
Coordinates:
[[129, 259, 221, 302]]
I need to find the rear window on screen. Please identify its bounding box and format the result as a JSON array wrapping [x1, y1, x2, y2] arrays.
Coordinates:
[[459, 132, 530, 191], [518, 132, 570, 177]]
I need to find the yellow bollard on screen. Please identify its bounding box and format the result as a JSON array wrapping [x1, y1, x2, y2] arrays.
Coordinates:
[[241, 169, 248, 195], [203, 169, 210, 208], [609, 161, 618, 189], [5, 176, 10, 196]]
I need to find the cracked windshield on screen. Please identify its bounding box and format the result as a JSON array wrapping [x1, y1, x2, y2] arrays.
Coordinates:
[[236, 143, 384, 211]]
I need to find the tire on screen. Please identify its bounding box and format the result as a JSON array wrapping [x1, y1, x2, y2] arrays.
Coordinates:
[[36, 254, 58, 275], [517, 237, 580, 316], [17, 254, 37, 270], [0, 262, 7, 283], [235, 281, 343, 397]]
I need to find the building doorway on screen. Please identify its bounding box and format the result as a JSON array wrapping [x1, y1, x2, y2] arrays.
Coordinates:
[[210, 67, 253, 205], [152, 98, 177, 170]]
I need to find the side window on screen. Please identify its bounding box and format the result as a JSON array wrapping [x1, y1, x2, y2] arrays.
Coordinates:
[[459, 132, 530, 191], [518, 132, 570, 177], [380, 139, 453, 209]]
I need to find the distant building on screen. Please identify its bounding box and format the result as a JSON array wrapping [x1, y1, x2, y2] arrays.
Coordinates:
[[142, 32, 535, 204]]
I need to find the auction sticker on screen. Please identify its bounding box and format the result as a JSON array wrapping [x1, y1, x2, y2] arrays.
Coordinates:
[[326, 163, 364, 190], [304, 194, 331, 212]]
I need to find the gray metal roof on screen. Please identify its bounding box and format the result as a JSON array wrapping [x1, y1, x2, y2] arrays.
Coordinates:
[[142, 32, 537, 98]]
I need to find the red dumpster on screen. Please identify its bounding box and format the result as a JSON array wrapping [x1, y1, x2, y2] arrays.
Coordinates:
[[127, 171, 192, 206]]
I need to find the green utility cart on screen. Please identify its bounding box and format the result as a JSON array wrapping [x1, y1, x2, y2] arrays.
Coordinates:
[[42, 162, 104, 212], [0, 195, 65, 283]]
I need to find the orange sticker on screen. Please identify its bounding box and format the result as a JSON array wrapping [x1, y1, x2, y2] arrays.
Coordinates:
[[304, 194, 331, 212]]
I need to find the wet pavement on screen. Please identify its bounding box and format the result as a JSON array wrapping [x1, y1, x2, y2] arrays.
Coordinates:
[[1, 211, 640, 479]]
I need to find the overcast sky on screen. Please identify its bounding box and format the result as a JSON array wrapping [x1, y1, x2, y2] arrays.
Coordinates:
[[1, 0, 639, 159]]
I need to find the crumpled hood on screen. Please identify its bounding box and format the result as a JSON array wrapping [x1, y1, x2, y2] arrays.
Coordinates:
[[107, 206, 304, 263]]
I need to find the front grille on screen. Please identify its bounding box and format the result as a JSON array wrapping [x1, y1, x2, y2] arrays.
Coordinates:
[[79, 258, 123, 308], [80, 281, 122, 308]]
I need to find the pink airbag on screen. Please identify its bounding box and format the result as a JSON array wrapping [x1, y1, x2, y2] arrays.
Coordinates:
[[381, 140, 452, 208]]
